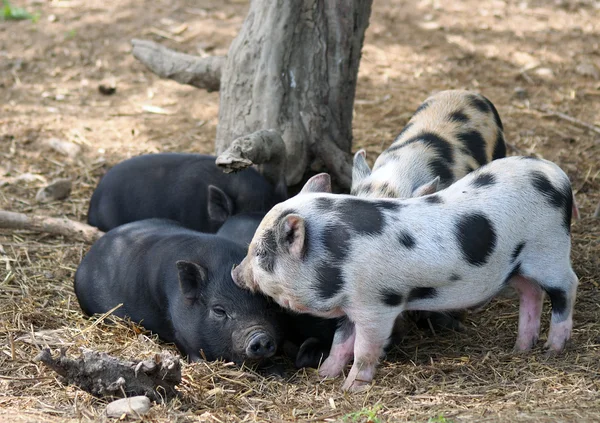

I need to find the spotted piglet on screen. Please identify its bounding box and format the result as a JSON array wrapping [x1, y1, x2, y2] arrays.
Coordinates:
[[353, 90, 507, 331], [352, 90, 506, 198], [231, 156, 578, 391]]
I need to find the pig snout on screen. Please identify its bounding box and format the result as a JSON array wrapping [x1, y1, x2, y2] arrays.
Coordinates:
[[231, 259, 256, 291], [245, 331, 277, 359]]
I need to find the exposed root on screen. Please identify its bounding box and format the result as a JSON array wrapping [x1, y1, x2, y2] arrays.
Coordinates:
[[131, 39, 224, 92]]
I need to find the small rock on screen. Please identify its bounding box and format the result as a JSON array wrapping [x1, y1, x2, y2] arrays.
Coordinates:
[[98, 81, 117, 96], [36, 178, 72, 203], [513, 87, 528, 99], [45, 138, 81, 158], [106, 396, 152, 418], [534, 67, 555, 80], [576, 62, 599, 80], [47, 14, 57, 22]]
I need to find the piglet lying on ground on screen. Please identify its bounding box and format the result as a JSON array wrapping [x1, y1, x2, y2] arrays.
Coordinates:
[[87, 153, 286, 233], [75, 219, 282, 365], [232, 156, 578, 391]]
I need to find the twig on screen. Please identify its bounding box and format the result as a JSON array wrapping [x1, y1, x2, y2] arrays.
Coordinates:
[[35, 348, 181, 402], [594, 200, 600, 218], [0, 210, 103, 243], [538, 107, 600, 136]]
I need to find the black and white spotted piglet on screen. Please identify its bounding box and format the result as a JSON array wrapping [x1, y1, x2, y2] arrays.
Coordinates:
[[352, 90, 506, 198], [231, 156, 578, 391]]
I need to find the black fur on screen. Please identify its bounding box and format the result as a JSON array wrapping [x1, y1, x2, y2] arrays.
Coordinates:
[[449, 110, 469, 123], [408, 287, 438, 302], [455, 213, 497, 266], [428, 158, 454, 185], [424, 194, 443, 204], [472, 172, 497, 188], [457, 130, 488, 166], [336, 198, 385, 235], [545, 287, 568, 318], [259, 229, 278, 272], [469, 94, 490, 114], [380, 288, 404, 307], [398, 231, 416, 248], [449, 273, 461, 282], [530, 171, 573, 233], [504, 263, 521, 285], [511, 242, 525, 262], [315, 264, 345, 299]]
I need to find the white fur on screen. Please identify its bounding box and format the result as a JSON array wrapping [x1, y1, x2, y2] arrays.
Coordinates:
[[241, 156, 578, 390]]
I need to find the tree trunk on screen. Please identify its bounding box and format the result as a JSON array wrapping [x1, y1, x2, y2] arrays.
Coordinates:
[[215, 0, 372, 188]]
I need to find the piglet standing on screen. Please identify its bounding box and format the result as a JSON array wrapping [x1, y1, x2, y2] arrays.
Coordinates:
[[232, 157, 578, 391], [352, 90, 506, 199]]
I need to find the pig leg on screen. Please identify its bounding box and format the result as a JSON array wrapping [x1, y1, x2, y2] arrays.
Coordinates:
[[341, 314, 396, 392], [510, 275, 544, 351], [319, 318, 355, 378], [544, 270, 578, 352]]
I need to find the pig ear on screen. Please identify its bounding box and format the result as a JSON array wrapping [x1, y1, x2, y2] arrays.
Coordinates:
[[299, 173, 332, 195], [412, 176, 440, 197], [208, 185, 234, 225], [176, 260, 208, 301], [281, 214, 306, 259], [352, 149, 372, 188]]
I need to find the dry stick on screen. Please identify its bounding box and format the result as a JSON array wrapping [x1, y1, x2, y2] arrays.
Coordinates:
[[34, 348, 181, 402], [0, 210, 103, 244], [131, 39, 225, 92], [594, 201, 600, 218], [538, 107, 600, 137]]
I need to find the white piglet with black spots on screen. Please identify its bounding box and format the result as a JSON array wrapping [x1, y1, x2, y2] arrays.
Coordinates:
[[352, 90, 506, 198], [231, 156, 578, 392]]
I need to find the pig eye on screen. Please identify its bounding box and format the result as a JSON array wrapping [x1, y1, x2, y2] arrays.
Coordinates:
[[212, 306, 228, 319], [255, 248, 267, 258]]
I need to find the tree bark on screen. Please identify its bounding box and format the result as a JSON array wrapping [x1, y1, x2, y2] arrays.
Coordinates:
[[131, 39, 224, 92], [215, 0, 372, 188], [216, 129, 287, 192], [35, 348, 181, 402], [0, 210, 103, 243]]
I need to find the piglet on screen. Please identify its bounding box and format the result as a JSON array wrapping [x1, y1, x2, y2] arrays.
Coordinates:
[[232, 157, 578, 391]]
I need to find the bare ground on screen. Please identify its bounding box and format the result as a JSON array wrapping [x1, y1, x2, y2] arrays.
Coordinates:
[[1, 0, 599, 422]]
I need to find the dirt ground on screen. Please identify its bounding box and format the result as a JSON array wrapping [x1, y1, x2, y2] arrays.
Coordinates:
[[1, 0, 599, 422]]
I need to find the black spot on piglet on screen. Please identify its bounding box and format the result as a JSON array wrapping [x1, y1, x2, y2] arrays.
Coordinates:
[[380, 288, 403, 307], [398, 231, 416, 249], [455, 213, 497, 266], [545, 287, 568, 319], [408, 287, 438, 302], [472, 172, 497, 188], [530, 171, 573, 233]]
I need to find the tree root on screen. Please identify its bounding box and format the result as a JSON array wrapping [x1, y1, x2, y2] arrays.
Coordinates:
[[35, 348, 181, 402], [0, 210, 103, 243], [131, 39, 224, 92]]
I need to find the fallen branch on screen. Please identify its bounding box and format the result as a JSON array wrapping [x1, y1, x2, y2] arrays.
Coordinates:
[[131, 39, 224, 92], [0, 210, 103, 243], [539, 107, 600, 136], [35, 348, 181, 402], [216, 129, 288, 194]]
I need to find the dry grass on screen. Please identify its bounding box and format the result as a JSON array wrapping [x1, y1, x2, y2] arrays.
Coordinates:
[[1, 0, 599, 421]]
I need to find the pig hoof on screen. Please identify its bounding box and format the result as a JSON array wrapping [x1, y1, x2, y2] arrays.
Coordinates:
[[341, 378, 370, 392], [543, 338, 569, 354], [318, 358, 344, 378], [513, 336, 538, 352]]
